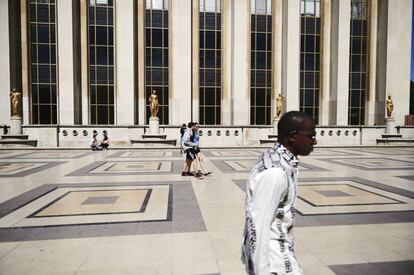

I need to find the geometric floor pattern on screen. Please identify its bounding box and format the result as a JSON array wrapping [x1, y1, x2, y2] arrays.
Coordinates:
[[0, 146, 413, 274]]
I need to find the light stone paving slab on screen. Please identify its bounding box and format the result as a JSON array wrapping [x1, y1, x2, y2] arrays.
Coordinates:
[[0, 185, 170, 228], [0, 147, 412, 274]]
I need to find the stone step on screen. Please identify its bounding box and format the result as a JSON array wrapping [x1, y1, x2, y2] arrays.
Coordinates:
[[1, 134, 29, 140], [260, 139, 276, 144], [376, 138, 414, 145], [142, 134, 167, 139], [381, 134, 403, 138], [131, 139, 176, 146], [0, 139, 38, 147]]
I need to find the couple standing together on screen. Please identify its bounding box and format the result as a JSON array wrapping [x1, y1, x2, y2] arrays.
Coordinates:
[[180, 122, 212, 179]]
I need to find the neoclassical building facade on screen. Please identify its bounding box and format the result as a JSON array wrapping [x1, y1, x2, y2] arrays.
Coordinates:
[[0, 0, 412, 147]]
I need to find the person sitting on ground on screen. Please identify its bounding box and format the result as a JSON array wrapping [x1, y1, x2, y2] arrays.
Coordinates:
[[181, 122, 203, 178], [89, 133, 100, 151], [191, 122, 212, 176], [100, 133, 109, 151]]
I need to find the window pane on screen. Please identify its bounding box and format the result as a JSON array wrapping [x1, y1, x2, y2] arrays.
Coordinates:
[[205, 31, 216, 49], [205, 13, 215, 29], [97, 106, 108, 124], [257, 15, 266, 30], [152, 10, 162, 27], [205, 50, 215, 68], [256, 33, 266, 50], [96, 46, 108, 65], [256, 52, 266, 69], [39, 105, 51, 124], [152, 48, 163, 66], [95, 8, 107, 25], [151, 29, 163, 47], [95, 26, 107, 45], [38, 44, 50, 63], [37, 5, 49, 22]]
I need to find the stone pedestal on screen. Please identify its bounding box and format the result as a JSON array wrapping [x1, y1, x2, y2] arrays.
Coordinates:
[[273, 117, 280, 134], [149, 117, 159, 135], [10, 116, 22, 135], [385, 117, 396, 135]]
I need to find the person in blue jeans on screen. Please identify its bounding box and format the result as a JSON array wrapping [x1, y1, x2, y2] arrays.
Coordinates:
[[181, 122, 203, 178], [191, 122, 212, 176]]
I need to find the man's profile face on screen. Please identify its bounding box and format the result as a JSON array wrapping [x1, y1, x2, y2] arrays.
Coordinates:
[[291, 118, 317, 156]]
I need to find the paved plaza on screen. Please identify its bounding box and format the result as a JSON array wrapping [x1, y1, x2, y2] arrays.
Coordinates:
[[0, 146, 413, 274]]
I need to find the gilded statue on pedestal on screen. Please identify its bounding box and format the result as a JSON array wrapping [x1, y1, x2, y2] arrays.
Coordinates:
[[275, 92, 285, 119], [9, 88, 22, 117], [386, 95, 394, 118], [148, 90, 159, 118]]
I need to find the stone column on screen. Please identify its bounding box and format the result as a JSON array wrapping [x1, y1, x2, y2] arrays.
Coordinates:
[[80, 0, 89, 124], [170, 0, 192, 125], [376, 0, 387, 122], [272, 0, 283, 132], [329, 0, 350, 125], [57, 0, 76, 124], [221, 0, 231, 125], [191, 0, 200, 123], [366, 0, 378, 125], [320, 0, 331, 125], [115, 0, 135, 125], [382, 0, 411, 125], [137, 0, 145, 125], [282, 0, 300, 112], [21, 0, 30, 124], [0, 0, 11, 126], [272, 0, 283, 117], [232, 0, 249, 125]]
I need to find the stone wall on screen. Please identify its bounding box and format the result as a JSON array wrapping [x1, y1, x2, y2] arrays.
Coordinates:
[[6, 125, 412, 148]]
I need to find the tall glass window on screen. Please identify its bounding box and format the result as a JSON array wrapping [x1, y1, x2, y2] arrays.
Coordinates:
[[28, 0, 57, 124], [88, 0, 114, 125], [145, 0, 169, 124], [300, 0, 321, 124], [250, 0, 272, 125], [199, 0, 221, 125], [348, 0, 368, 125]]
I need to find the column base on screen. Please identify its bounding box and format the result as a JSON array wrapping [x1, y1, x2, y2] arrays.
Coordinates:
[[9, 116, 22, 135], [384, 117, 396, 135], [149, 117, 159, 135], [273, 117, 280, 134]]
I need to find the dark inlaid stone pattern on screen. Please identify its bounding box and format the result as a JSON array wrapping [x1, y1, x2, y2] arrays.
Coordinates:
[[329, 260, 414, 275], [82, 196, 119, 205], [0, 181, 206, 241], [317, 190, 352, 197]]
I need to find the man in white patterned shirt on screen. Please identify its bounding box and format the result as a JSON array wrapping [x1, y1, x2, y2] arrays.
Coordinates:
[[242, 111, 317, 275]]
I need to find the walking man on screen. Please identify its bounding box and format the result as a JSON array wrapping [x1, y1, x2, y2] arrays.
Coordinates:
[[241, 111, 317, 275]]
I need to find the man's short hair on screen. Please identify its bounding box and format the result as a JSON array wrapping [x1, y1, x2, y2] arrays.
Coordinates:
[[187, 122, 194, 128], [277, 111, 314, 141]]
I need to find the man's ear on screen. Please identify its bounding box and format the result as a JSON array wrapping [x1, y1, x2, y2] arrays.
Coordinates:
[[287, 131, 296, 143]]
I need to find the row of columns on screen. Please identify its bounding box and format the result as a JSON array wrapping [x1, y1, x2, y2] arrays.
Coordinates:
[[0, 0, 411, 126]]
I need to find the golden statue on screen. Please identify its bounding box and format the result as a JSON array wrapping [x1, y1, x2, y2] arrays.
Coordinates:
[[275, 92, 285, 119], [9, 88, 22, 117], [148, 90, 159, 118], [386, 95, 394, 118]]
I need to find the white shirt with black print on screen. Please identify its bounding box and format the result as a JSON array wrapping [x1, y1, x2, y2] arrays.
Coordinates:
[[242, 142, 302, 275]]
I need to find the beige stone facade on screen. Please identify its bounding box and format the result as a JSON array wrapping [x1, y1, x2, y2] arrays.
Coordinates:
[[0, 0, 412, 129]]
